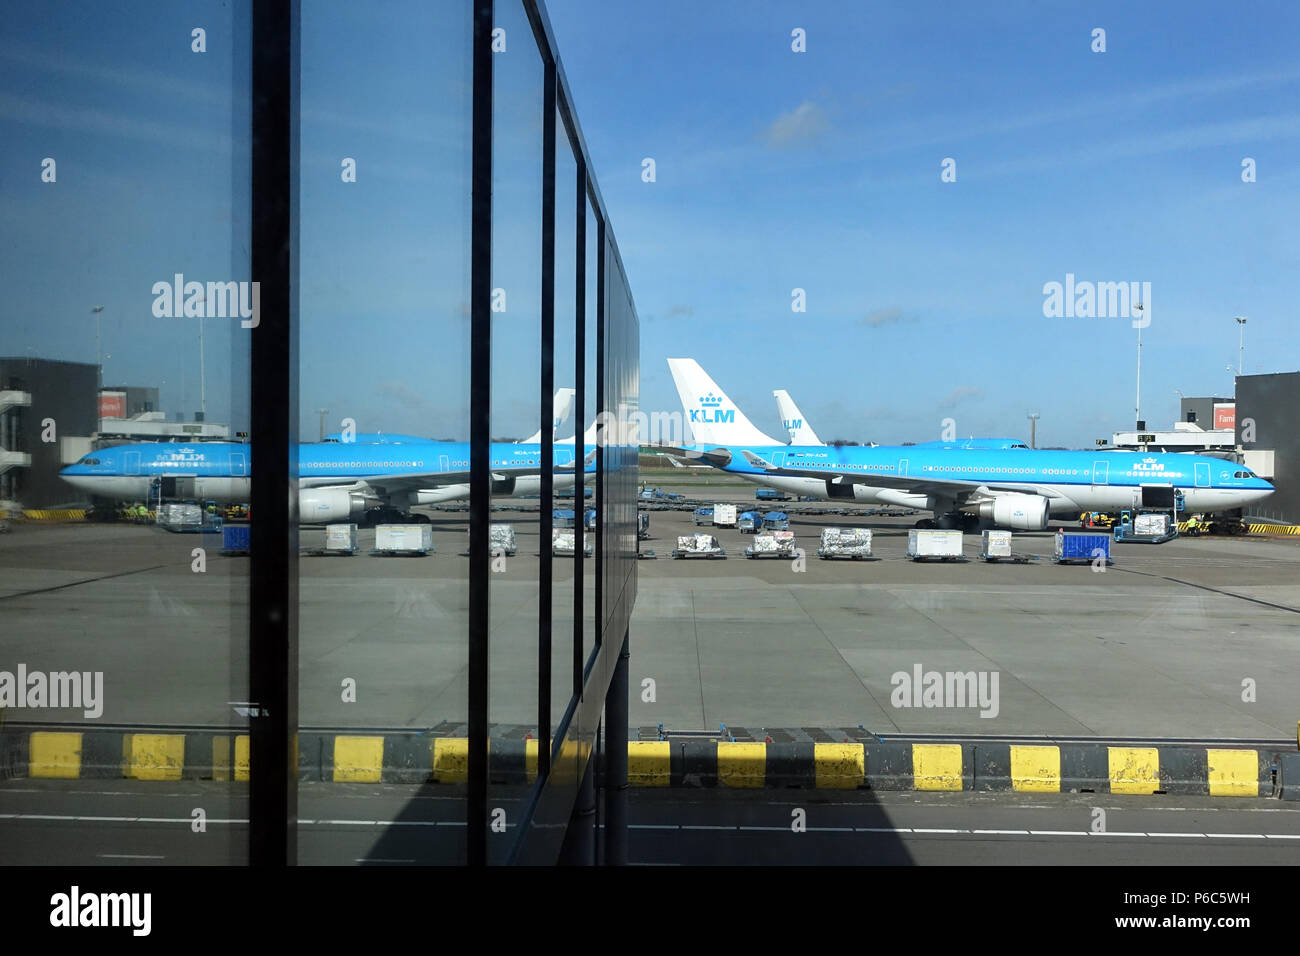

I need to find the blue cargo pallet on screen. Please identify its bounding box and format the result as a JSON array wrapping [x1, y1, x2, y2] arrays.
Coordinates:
[[1054, 531, 1112, 565], [222, 524, 251, 555]]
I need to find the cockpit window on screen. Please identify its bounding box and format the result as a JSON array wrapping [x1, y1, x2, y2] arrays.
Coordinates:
[[79, 457, 101, 465], [1233, 470, 1255, 479]]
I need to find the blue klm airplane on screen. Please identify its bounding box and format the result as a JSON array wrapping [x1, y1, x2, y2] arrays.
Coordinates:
[[62, 439, 594, 523], [667, 359, 1272, 530]]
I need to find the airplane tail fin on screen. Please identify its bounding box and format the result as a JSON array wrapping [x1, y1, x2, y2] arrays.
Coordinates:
[[772, 389, 823, 445], [522, 387, 577, 444], [667, 358, 780, 446]]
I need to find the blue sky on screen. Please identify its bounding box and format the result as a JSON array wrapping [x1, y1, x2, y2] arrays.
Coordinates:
[[545, 0, 1300, 446], [2, 1, 1297, 447]]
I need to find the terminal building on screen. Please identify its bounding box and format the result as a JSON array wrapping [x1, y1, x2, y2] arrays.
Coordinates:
[[0, 358, 230, 508], [0, 357, 97, 508], [1111, 378, 1297, 525], [1111, 395, 1236, 453], [1235, 371, 1299, 524]]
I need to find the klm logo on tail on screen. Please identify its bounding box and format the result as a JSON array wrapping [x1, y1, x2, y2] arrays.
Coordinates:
[[692, 393, 735, 424], [783, 418, 802, 430]]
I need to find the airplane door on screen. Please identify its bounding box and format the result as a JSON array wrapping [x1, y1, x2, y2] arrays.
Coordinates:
[[555, 449, 573, 467], [1092, 460, 1108, 485], [124, 451, 141, 475], [1195, 462, 1210, 487], [229, 453, 247, 476], [772, 451, 786, 467], [897, 458, 909, 476], [439, 454, 450, 473]]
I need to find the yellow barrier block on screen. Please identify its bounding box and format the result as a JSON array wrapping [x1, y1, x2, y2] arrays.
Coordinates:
[[432, 738, 469, 782], [30, 732, 82, 778], [627, 741, 671, 787], [234, 735, 250, 781], [1108, 747, 1159, 794], [814, 743, 864, 789], [717, 741, 766, 788], [333, 736, 384, 783], [123, 734, 185, 780], [913, 744, 963, 791], [1010, 745, 1061, 793], [1207, 749, 1259, 797], [525, 738, 538, 783]]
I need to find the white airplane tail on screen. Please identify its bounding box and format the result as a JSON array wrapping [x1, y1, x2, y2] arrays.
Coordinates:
[[667, 358, 780, 446], [772, 389, 823, 445], [522, 387, 576, 444]]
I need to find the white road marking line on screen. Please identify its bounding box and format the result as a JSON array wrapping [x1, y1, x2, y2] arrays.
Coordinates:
[[97, 854, 164, 860], [5, 812, 1298, 842], [1205, 832, 1266, 839]]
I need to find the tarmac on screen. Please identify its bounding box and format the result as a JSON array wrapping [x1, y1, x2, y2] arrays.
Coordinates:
[[1, 491, 1298, 740]]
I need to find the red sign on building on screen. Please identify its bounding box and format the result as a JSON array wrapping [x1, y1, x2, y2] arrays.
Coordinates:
[[1213, 403, 1236, 430], [99, 392, 126, 419]]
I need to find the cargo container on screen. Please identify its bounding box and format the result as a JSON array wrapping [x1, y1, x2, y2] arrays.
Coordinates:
[[671, 533, 726, 558], [1054, 531, 1111, 564], [325, 523, 358, 554], [373, 524, 434, 555], [755, 488, 789, 501], [637, 512, 651, 540], [762, 511, 789, 531], [553, 509, 577, 529], [1134, 513, 1169, 536], [979, 529, 1012, 559], [693, 506, 714, 526], [744, 530, 798, 559], [552, 528, 592, 556], [489, 523, 518, 556], [737, 511, 761, 533], [222, 524, 251, 554], [583, 508, 597, 531], [712, 503, 737, 528], [157, 502, 206, 532], [906, 529, 964, 561], [817, 527, 872, 559]]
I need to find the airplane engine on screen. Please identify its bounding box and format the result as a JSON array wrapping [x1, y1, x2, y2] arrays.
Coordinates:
[[414, 484, 470, 504], [976, 494, 1049, 530], [299, 488, 370, 523]]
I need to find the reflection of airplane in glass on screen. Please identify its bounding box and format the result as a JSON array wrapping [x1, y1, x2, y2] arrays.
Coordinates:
[[667, 358, 1273, 531], [62, 439, 596, 523]]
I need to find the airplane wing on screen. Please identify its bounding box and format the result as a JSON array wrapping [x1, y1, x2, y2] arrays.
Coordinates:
[[738, 450, 1068, 504]]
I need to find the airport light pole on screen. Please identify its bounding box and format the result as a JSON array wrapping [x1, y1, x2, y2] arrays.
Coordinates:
[[91, 305, 104, 390], [1027, 412, 1039, 449], [1235, 316, 1247, 376], [1133, 301, 1144, 430], [198, 314, 207, 421]]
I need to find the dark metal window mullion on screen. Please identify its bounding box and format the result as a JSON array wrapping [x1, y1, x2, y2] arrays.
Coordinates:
[[595, 214, 605, 645], [537, 58, 556, 780], [467, 0, 495, 868], [572, 157, 586, 698], [248, 0, 297, 869]]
